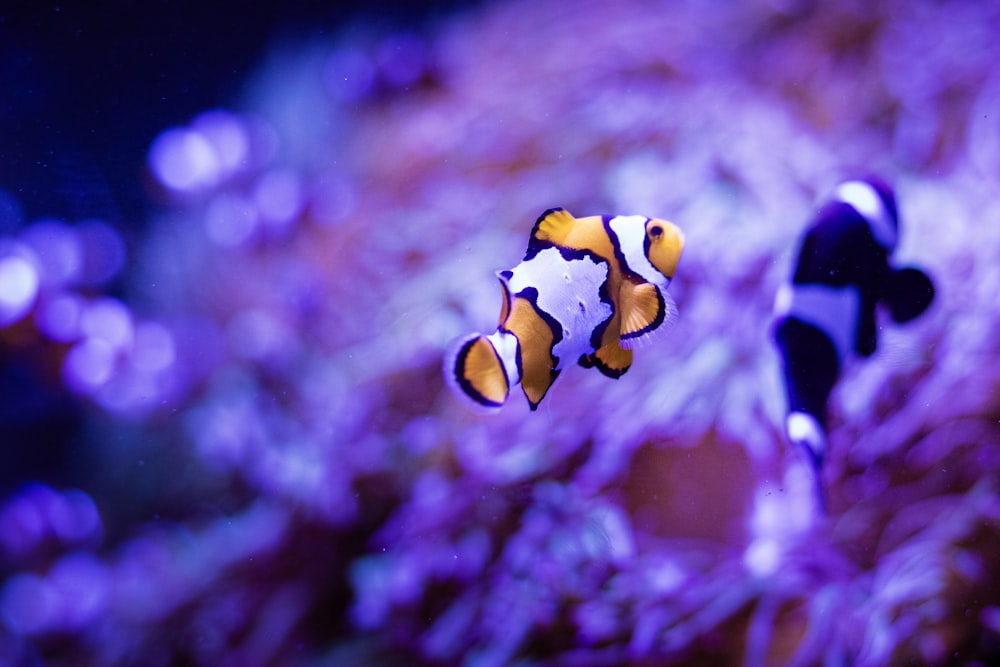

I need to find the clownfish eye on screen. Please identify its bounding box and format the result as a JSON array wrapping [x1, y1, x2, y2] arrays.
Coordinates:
[[648, 224, 663, 239]]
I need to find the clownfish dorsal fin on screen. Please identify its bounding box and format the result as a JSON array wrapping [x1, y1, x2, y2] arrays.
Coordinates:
[[526, 208, 576, 257], [618, 281, 676, 348], [580, 342, 633, 378]]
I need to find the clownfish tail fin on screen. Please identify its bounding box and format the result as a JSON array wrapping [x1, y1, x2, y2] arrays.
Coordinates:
[[444, 333, 511, 413]]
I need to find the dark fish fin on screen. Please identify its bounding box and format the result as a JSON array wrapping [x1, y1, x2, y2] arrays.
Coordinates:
[[885, 266, 935, 323]]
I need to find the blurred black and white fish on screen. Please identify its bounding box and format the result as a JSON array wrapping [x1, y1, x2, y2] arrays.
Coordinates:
[[772, 176, 935, 497]]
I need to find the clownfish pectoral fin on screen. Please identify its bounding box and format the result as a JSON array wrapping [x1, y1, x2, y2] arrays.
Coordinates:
[[444, 334, 509, 413], [580, 342, 633, 379], [884, 266, 935, 324], [618, 282, 677, 349], [526, 208, 575, 258]]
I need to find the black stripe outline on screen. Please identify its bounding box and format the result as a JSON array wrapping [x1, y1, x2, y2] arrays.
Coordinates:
[[603, 215, 640, 281], [503, 286, 564, 410], [454, 336, 508, 409], [529, 244, 617, 354], [579, 350, 624, 378]]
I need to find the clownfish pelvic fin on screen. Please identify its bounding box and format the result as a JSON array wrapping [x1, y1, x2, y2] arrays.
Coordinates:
[[579, 341, 633, 378]]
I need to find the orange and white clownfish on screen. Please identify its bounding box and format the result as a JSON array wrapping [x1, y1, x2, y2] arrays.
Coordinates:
[[445, 208, 685, 412]]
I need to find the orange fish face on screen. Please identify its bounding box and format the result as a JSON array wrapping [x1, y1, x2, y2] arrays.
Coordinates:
[[644, 218, 684, 281]]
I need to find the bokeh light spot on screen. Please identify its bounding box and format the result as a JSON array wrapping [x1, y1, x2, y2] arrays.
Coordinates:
[[227, 309, 292, 362], [205, 194, 258, 247], [254, 169, 304, 231], [0, 494, 46, 557], [49, 490, 102, 545], [192, 110, 250, 173], [80, 298, 134, 350], [35, 292, 85, 342], [131, 322, 176, 372], [0, 252, 40, 327], [20, 220, 83, 287], [63, 337, 118, 392], [149, 127, 222, 192], [1, 574, 57, 635], [48, 552, 109, 630]]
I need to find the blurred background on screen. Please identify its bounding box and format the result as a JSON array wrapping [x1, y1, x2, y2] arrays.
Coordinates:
[[1, 0, 999, 665]]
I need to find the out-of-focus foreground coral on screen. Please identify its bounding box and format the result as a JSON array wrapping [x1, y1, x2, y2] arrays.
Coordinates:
[[2, 1, 1000, 665]]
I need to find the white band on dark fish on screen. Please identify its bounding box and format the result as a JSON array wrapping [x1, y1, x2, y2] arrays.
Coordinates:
[[832, 181, 898, 251], [774, 282, 860, 362]]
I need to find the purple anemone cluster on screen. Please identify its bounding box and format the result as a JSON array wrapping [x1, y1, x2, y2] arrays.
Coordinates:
[[0, 208, 184, 419], [2, 1, 1000, 665]]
